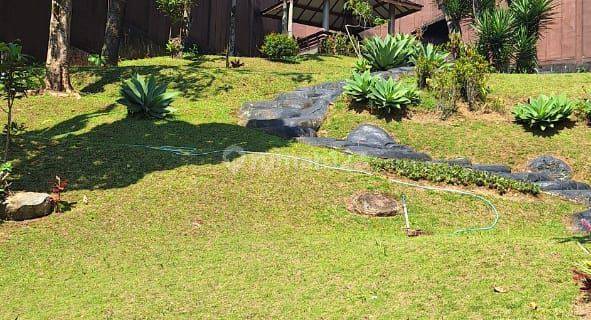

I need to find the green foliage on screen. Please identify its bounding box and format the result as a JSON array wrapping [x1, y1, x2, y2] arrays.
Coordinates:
[[510, 0, 556, 38], [117, 74, 180, 119], [182, 44, 200, 59], [88, 54, 107, 67], [0, 42, 41, 160], [411, 43, 451, 89], [368, 77, 419, 112], [474, 0, 555, 73], [361, 34, 418, 71], [319, 33, 356, 56], [260, 33, 299, 61], [513, 95, 575, 131], [581, 100, 591, 123], [474, 8, 516, 72], [430, 70, 460, 119], [434, 0, 472, 33], [0, 162, 12, 199], [343, 71, 376, 102], [343, 0, 384, 26], [166, 38, 183, 58], [371, 158, 540, 195], [353, 57, 372, 73], [155, 0, 197, 23]]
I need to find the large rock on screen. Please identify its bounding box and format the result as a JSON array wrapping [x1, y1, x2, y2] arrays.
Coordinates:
[[527, 155, 572, 180], [346, 124, 397, 148], [348, 192, 401, 217], [572, 209, 591, 232], [2, 192, 54, 221]]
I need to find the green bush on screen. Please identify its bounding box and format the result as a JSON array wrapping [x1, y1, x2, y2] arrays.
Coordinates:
[[453, 47, 491, 110], [371, 158, 540, 195], [411, 43, 451, 89], [582, 100, 591, 123], [361, 34, 417, 71], [343, 71, 376, 102], [166, 38, 183, 58], [513, 95, 575, 131], [319, 33, 356, 56], [88, 54, 107, 67], [118, 74, 180, 119], [368, 77, 419, 112], [260, 33, 299, 61]]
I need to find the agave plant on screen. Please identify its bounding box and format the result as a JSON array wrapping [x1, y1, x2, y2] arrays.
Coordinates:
[[368, 77, 419, 112], [410, 43, 451, 88], [361, 34, 416, 71], [353, 57, 372, 73], [118, 74, 180, 119], [474, 8, 516, 72], [513, 95, 574, 131], [343, 71, 376, 102]]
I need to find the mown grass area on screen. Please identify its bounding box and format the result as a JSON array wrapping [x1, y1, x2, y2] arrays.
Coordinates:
[[0, 55, 588, 318]]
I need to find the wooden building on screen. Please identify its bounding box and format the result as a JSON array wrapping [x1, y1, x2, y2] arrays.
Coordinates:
[[0, 0, 281, 61]]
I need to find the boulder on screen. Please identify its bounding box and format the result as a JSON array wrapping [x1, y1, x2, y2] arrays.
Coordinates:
[[471, 164, 512, 173], [572, 209, 591, 232], [2, 192, 54, 221], [527, 155, 572, 180], [346, 124, 397, 148], [348, 192, 401, 217]]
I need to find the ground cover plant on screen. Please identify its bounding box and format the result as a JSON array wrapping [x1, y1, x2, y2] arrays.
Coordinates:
[[0, 54, 590, 318]]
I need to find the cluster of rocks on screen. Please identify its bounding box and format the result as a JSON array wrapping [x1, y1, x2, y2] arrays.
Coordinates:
[[238, 67, 413, 138]]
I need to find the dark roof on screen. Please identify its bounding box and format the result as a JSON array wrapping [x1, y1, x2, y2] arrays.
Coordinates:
[[262, 0, 423, 32]]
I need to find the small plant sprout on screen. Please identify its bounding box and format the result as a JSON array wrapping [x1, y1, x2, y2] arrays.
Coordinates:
[[50, 176, 68, 213]]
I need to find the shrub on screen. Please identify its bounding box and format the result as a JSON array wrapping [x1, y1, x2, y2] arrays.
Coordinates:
[[581, 100, 591, 124], [361, 34, 417, 71], [371, 158, 540, 195], [319, 33, 356, 56], [343, 71, 376, 102], [430, 70, 460, 120], [368, 77, 419, 112], [453, 47, 491, 110], [0, 42, 40, 161], [118, 74, 180, 119], [411, 43, 451, 89], [88, 54, 107, 67], [166, 38, 183, 58], [513, 95, 575, 131], [260, 33, 299, 61]]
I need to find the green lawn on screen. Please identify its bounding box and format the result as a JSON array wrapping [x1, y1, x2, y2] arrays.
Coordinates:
[[0, 55, 589, 318]]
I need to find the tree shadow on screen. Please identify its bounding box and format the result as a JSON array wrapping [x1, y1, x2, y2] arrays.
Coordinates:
[[516, 119, 577, 137], [13, 108, 290, 192], [78, 57, 219, 101]]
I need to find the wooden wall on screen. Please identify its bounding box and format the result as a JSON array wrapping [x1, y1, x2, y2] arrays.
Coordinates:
[[0, 0, 281, 61]]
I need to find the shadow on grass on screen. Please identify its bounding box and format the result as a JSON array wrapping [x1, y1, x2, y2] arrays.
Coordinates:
[[516, 120, 577, 137], [13, 107, 290, 192]]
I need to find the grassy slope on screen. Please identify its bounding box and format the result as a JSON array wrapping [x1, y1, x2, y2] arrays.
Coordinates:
[[0, 56, 588, 318]]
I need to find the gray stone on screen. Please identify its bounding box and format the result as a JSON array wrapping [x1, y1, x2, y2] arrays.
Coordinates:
[[527, 155, 572, 180], [296, 137, 349, 149], [546, 190, 591, 205], [496, 172, 553, 183], [471, 164, 512, 173], [536, 180, 591, 191], [343, 145, 431, 161], [572, 210, 591, 232], [2, 192, 54, 221], [346, 124, 397, 148], [436, 158, 472, 167], [348, 192, 401, 217]]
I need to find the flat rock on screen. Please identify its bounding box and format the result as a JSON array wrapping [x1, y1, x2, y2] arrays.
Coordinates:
[[346, 124, 397, 148], [348, 192, 401, 217], [471, 164, 512, 173], [435, 158, 472, 167], [536, 180, 591, 191], [527, 155, 572, 180], [343, 145, 431, 161], [2, 192, 54, 221], [547, 190, 591, 205], [496, 172, 553, 183]]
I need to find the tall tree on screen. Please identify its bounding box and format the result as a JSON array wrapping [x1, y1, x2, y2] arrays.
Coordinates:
[[45, 0, 74, 93], [101, 0, 127, 66], [282, 0, 288, 34], [229, 0, 237, 56], [155, 0, 198, 46]]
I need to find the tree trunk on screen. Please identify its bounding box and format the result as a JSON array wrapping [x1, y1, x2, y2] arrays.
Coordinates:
[[282, 0, 288, 34], [229, 0, 237, 56], [180, 4, 192, 48], [4, 96, 13, 162], [45, 0, 74, 93], [101, 0, 127, 66]]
